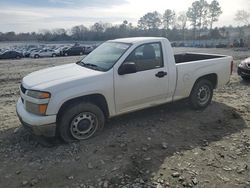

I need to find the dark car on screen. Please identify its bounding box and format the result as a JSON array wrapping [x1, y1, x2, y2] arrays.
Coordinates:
[[84, 46, 95, 54], [0, 50, 23, 59], [62, 46, 85, 56], [238, 57, 250, 80]]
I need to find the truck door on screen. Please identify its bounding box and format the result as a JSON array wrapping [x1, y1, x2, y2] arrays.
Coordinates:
[[114, 42, 169, 114]]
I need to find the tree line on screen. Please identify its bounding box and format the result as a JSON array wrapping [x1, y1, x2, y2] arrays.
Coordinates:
[[0, 0, 249, 42]]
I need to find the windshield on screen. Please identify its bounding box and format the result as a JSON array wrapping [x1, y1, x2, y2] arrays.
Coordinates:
[[78, 42, 131, 71]]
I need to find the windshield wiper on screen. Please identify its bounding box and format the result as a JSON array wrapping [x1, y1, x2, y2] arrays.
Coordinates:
[[78, 61, 104, 71]]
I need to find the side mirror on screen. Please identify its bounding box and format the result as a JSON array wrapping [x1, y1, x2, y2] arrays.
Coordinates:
[[118, 62, 137, 75]]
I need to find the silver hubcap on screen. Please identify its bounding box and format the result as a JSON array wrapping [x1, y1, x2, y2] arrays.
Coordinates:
[[70, 112, 98, 140], [197, 85, 210, 105]]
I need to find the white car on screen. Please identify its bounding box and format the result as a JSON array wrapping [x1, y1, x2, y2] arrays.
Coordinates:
[[17, 37, 233, 142], [30, 49, 57, 58]]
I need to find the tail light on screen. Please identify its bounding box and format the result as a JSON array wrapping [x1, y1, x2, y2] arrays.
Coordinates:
[[230, 60, 233, 75]]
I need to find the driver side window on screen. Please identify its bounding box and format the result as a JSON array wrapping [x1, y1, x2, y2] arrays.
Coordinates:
[[125, 42, 163, 72]]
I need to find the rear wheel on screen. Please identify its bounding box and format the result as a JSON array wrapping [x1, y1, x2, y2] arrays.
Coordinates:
[[58, 102, 105, 143], [52, 53, 56, 57], [189, 79, 213, 110], [64, 53, 68, 56], [16, 55, 21, 59], [34, 54, 39, 58]]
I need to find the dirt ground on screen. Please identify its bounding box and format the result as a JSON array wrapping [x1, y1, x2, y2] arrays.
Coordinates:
[[0, 48, 249, 188]]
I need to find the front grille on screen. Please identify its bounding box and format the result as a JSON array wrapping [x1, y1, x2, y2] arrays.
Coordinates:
[[20, 84, 27, 94]]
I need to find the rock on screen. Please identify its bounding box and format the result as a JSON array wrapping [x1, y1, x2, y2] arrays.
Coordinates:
[[182, 181, 188, 187], [21, 180, 29, 186], [15, 170, 21, 175], [67, 176, 74, 180], [139, 179, 145, 184], [147, 137, 152, 141], [120, 143, 126, 148], [172, 172, 180, 178], [237, 168, 245, 174], [112, 166, 119, 171], [223, 167, 232, 171], [192, 178, 198, 185], [30, 178, 38, 186], [156, 183, 163, 188], [100, 160, 105, 165], [165, 181, 170, 186], [103, 180, 109, 188], [161, 142, 168, 149], [87, 162, 93, 169], [178, 176, 185, 182], [144, 157, 152, 161], [142, 146, 148, 151], [14, 127, 20, 134], [217, 174, 230, 182], [79, 184, 86, 188]]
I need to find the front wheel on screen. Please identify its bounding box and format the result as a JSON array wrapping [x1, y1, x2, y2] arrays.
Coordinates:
[[241, 76, 250, 81], [58, 102, 105, 143], [189, 79, 213, 110]]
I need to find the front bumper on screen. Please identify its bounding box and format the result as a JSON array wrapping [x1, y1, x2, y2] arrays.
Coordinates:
[[16, 98, 57, 137], [238, 66, 250, 77]]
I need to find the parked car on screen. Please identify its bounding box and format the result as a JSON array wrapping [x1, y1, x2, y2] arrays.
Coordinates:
[[30, 49, 57, 58], [0, 50, 23, 59], [62, 46, 85, 56], [238, 57, 250, 80], [54, 46, 69, 56], [84, 46, 95, 54], [23, 48, 40, 57], [17, 37, 233, 142]]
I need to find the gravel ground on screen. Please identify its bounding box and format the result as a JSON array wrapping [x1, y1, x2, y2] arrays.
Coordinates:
[[0, 48, 249, 188]]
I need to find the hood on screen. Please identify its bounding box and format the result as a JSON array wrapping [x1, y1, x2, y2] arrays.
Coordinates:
[[22, 63, 102, 89]]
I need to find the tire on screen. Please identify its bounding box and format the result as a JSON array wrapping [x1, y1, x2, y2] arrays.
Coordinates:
[[16, 55, 21, 59], [52, 54, 56, 57], [241, 76, 250, 81], [189, 79, 213, 110], [58, 102, 105, 143], [34, 54, 39, 58], [64, 53, 68, 56], [80, 52, 83, 55]]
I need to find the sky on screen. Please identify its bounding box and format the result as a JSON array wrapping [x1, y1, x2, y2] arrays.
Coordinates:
[[0, 0, 249, 33]]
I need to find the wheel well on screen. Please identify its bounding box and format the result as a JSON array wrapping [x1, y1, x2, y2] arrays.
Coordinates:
[[57, 94, 109, 123], [195, 73, 218, 89]]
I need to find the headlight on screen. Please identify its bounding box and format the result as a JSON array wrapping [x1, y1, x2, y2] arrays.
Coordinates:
[[26, 90, 51, 99], [25, 90, 50, 115], [26, 101, 48, 115]]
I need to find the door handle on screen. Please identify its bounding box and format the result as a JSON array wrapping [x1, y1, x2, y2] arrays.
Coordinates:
[[155, 71, 167, 78]]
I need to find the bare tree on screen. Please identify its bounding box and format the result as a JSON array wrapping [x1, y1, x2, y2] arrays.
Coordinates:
[[71, 25, 88, 40], [208, 0, 222, 30], [138, 11, 162, 30], [163, 9, 176, 30], [177, 12, 187, 40], [187, 0, 209, 39], [235, 10, 250, 26]]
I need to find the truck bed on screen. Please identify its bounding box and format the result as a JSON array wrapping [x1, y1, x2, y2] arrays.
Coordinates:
[[174, 53, 226, 64]]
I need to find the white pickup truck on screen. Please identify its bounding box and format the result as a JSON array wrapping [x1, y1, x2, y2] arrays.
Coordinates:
[[16, 37, 233, 142]]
